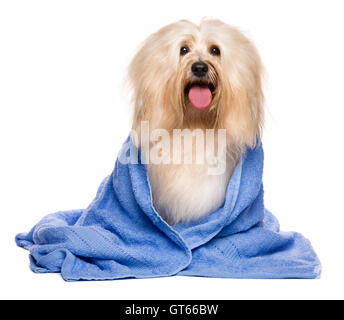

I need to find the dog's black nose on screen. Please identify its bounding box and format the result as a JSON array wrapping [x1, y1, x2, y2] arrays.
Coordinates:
[[191, 62, 208, 78]]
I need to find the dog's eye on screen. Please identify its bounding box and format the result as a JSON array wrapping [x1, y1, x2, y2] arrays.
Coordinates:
[[210, 46, 220, 56], [180, 46, 189, 56]]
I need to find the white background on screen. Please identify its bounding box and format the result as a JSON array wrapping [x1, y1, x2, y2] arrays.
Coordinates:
[[1, 0, 343, 300]]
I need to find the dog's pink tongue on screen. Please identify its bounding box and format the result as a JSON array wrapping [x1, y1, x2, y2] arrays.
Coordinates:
[[188, 86, 212, 110]]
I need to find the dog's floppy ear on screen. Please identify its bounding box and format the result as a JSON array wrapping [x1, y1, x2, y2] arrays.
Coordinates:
[[127, 36, 151, 136], [217, 24, 264, 149]]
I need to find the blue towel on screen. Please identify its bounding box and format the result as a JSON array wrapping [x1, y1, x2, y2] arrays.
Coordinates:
[[16, 137, 321, 281]]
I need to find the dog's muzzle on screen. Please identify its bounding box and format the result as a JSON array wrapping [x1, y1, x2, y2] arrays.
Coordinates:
[[185, 61, 215, 110]]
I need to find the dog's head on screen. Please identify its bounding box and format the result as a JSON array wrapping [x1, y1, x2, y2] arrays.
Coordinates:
[[129, 19, 264, 149]]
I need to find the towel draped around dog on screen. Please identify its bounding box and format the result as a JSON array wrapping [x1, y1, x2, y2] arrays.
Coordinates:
[[16, 137, 321, 280]]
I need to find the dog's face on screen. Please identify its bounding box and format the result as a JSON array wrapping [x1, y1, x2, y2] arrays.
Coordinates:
[[129, 19, 264, 149]]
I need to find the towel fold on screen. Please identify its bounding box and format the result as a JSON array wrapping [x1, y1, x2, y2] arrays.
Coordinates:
[[16, 137, 321, 281]]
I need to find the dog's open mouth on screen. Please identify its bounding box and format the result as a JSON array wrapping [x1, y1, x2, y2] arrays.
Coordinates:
[[184, 81, 216, 110]]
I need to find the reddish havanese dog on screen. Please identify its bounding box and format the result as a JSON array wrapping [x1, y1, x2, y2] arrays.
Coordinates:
[[128, 19, 264, 225]]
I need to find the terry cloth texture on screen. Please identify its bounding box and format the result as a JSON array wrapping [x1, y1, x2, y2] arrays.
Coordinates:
[[16, 138, 321, 281]]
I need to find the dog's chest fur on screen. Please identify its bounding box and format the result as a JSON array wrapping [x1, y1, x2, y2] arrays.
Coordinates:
[[147, 136, 236, 225]]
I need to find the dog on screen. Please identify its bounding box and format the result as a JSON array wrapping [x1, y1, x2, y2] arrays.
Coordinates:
[[128, 19, 264, 225]]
